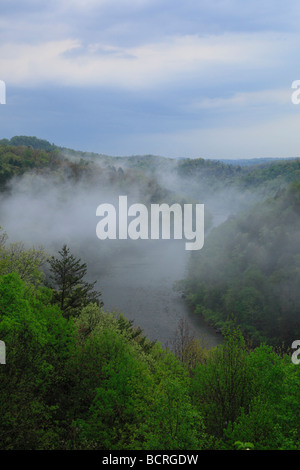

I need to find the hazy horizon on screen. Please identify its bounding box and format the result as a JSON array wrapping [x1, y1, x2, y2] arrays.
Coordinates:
[[1, 1, 300, 159]]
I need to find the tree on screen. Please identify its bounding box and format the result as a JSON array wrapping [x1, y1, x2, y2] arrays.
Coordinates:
[[48, 245, 103, 318], [0, 227, 47, 287], [192, 327, 253, 438], [0, 272, 75, 449], [169, 317, 208, 373]]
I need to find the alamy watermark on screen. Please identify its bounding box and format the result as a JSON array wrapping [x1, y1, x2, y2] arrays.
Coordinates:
[[96, 196, 204, 250], [0, 80, 6, 105], [291, 340, 300, 365], [0, 340, 6, 364], [291, 80, 300, 104]]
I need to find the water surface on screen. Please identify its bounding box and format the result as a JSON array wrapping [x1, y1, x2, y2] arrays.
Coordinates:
[[97, 239, 223, 348]]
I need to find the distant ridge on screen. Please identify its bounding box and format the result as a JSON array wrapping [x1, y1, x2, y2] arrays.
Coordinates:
[[0, 136, 298, 168], [210, 157, 298, 167]]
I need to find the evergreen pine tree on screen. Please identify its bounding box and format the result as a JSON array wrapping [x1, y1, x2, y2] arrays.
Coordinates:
[[48, 245, 103, 318]]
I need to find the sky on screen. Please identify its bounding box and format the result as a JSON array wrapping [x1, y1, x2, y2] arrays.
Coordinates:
[[1, 0, 300, 159]]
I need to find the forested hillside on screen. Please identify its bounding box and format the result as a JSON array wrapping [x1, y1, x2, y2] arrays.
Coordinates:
[[0, 136, 300, 450], [184, 180, 300, 347], [0, 230, 299, 450]]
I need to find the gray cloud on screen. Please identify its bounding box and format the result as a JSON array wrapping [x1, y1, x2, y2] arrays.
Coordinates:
[[1, 1, 300, 158]]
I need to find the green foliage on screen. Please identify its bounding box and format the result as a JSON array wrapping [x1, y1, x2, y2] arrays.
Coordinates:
[[48, 245, 103, 318], [234, 441, 254, 450], [70, 327, 152, 449], [0, 143, 59, 189], [223, 346, 300, 450], [169, 317, 208, 373], [64, 323, 207, 450], [192, 328, 253, 438], [0, 135, 57, 151], [1, 137, 300, 450], [140, 346, 207, 450], [185, 181, 300, 346], [0, 228, 48, 287], [0, 267, 299, 450], [0, 273, 75, 449]]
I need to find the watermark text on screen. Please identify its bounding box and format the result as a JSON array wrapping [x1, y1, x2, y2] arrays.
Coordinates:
[[291, 340, 300, 365], [0, 80, 6, 105], [96, 196, 204, 251], [291, 80, 300, 104], [0, 340, 6, 364]]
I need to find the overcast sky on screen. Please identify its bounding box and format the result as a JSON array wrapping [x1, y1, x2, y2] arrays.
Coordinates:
[[1, 0, 300, 159]]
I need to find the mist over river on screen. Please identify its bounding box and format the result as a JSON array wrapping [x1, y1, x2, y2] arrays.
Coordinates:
[[0, 170, 226, 350], [94, 239, 223, 349]]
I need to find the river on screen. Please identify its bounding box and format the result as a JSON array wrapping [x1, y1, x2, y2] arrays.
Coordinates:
[[0, 172, 224, 349], [96, 239, 223, 349]]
